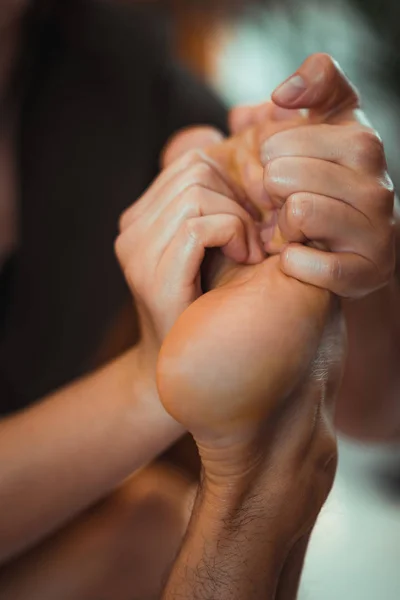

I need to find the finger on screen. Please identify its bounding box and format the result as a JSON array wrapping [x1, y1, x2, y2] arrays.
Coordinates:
[[145, 161, 244, 228], [264, 156, 394, 216], [269, 104, 305, 122], [119, 150, 206, 231], [116, 187, 264, 283], [230, 101, 304, 136], [158, 213, 250, 303], [280, 244, 388, 298], [229, 102, 282, 134], [229, 105, 259, 135], [120, 128, 227, 232], [272, 53, 360, 121], [261, 124, 387, 175], [276, 192, 377, 254], [120, 154, 237, 232], [161, 126, 225, 169], [150, 187, 264, 265]]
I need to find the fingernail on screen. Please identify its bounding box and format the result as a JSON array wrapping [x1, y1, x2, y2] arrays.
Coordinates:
[[284, 247, 318, 273], [273, 74, 307, 105]]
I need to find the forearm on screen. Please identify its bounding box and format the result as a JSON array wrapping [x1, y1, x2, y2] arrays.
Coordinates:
[[0, 347, 183, 563]]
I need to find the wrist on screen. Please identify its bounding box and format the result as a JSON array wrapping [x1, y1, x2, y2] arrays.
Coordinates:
[[127, 345, 186, 443]]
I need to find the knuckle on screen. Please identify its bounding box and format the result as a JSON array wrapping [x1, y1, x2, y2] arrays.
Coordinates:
[[177, 186, 203, 216], [312, 53, 347, 93], [375, 176, 395, 208], [118, 207, 134, 232], [115, 234, 144, 294], [310, 53, 361, 104], [262, 134, 282, 163], [315, 53, 339, 84], [124, 257, 144, 296], [328, 255, 343, 282], [265, 157, 284, 185], [264, 157, 275, 178], [350, 127, 385, 167], [183, 218, 201, 244], [184, 148, 205, 167], [188, 161, 214, 185], [264, 160, 286, 204], [286, 193, 314, 229], [228, 214, 243, 234], [362, 178, 394, 214]]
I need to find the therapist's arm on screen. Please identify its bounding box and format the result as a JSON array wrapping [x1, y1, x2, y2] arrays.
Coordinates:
[[0, 347, 183, 564]]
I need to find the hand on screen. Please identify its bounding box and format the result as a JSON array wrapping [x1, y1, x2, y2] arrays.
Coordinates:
[[158, 119, 347, 532], [235, 53, 395, 298], [162, 103, 300, 248], [157, 55, 381, 451], [156, 54, 391, 426], [170, 54, 394, 300], [115, 140, 264, 393]]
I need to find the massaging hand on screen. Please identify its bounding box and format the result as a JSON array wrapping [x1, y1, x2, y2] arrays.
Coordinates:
[[165, 54, 395, 300], [115, 144, 265, 386], [253, 53, 395, 299], [116, 54, 392, 452], [158, 130, 346, 530], [156, 56, 392, 484]]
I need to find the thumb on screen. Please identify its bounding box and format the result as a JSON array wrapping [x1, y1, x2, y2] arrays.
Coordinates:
[[271, 53, 360, 122], [161, 126, 225, 169]]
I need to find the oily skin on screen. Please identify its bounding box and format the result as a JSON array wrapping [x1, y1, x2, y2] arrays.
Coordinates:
[[160, 301, 345, 600], [118, 53, 394, 434], [154, 160, 345, 599], [226, 58, 400, 442], [115, 55, 393, 598], [165, 54, 394, 298], [219, 54, 399, 441], [0, 6, 394, 594], [152, 151, 345, 598], [0, 43, 392, 597]]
